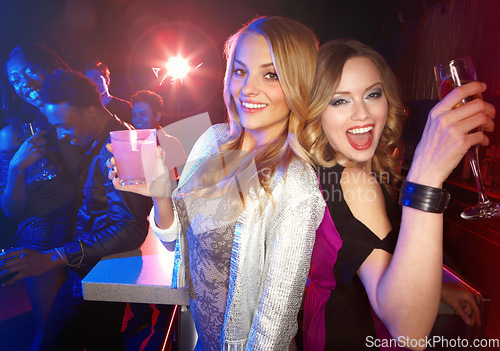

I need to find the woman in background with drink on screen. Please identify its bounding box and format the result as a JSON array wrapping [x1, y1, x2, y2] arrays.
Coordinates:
[[301, 39, 494, 350], [108, 16, 325, 350], [0, 43, 80, 351]]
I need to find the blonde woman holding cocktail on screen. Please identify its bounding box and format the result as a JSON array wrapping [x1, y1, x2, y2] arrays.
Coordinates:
[[109, 16, 325, 350]]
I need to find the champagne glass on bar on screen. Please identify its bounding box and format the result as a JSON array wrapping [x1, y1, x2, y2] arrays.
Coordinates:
[[434, 56, 500, 219]]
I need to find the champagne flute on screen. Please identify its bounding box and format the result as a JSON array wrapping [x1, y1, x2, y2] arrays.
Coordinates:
[[434, 56, 500, 219], [22, 121, 57, 181]]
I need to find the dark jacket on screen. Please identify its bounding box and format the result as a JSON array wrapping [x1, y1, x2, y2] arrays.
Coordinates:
[[63, 116, 151, 276]]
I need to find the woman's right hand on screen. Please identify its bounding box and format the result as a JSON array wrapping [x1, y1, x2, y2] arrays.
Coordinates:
[[441, 282, 481, 327], [9, 131, 47, 172], [106, 143, 173, 198], [408, 81, 495, 188]]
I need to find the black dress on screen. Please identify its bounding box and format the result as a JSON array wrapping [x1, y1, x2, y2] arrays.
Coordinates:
[[320, 164, 400, 351], [0, 116, 81, 250]]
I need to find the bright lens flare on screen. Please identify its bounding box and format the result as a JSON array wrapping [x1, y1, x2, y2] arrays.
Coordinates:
[[166, 56, 191, 80], [152, 56, 202, 86]]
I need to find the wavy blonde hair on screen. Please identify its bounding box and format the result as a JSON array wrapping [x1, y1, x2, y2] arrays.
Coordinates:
[[224, 16, 318, 179], [302, 39, 405, 195], [181, 16, 318, 209]]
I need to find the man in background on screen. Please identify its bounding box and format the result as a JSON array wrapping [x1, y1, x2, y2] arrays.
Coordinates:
[[84, 59, 133, 125], [38, 69, 149, 350], [131, 90, 164, 129]]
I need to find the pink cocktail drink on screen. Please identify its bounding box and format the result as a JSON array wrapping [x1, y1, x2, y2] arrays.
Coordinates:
[[110, 129, 157, 185]]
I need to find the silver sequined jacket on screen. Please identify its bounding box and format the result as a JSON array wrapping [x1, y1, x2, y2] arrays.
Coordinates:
[[150, 124, 325, 350]]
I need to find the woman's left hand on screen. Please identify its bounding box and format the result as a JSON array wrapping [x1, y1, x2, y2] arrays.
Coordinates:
[[8, 131, 47, 173], [441, 282, 481, 327]]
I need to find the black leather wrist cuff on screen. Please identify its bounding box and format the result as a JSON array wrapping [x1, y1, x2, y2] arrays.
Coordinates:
[[399, 180, 450, 213]]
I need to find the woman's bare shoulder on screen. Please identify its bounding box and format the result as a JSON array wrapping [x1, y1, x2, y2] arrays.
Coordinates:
[[0, 125, 21, 151]]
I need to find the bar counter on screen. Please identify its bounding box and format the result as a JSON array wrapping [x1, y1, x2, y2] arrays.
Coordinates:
[[443, 177, 500, 340], [82, 229, 188, 305], [82, 228, 196, 350]]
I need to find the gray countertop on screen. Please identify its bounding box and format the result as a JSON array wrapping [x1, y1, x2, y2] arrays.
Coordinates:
[[82, 228, 189, 305]]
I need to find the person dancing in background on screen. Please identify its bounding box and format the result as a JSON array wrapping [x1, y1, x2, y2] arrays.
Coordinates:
[[108, 16, 325, 350], [302, 39, 494, 350], [0, 43, 81, 351]]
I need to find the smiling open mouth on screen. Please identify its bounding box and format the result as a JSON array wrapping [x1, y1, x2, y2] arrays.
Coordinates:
[[346, 125, 373, 150], [28, 90, 40, 100], [241, 101, 267, 110]]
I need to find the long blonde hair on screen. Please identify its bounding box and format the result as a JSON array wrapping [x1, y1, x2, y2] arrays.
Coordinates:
[[224, 16, 318, 183], [183, 16, 318, 207], [302, 39, 405, 195]]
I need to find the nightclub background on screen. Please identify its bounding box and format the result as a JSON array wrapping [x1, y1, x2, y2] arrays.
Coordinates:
[[5, 0, 493, 125], [1, 0, 500, 346]]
